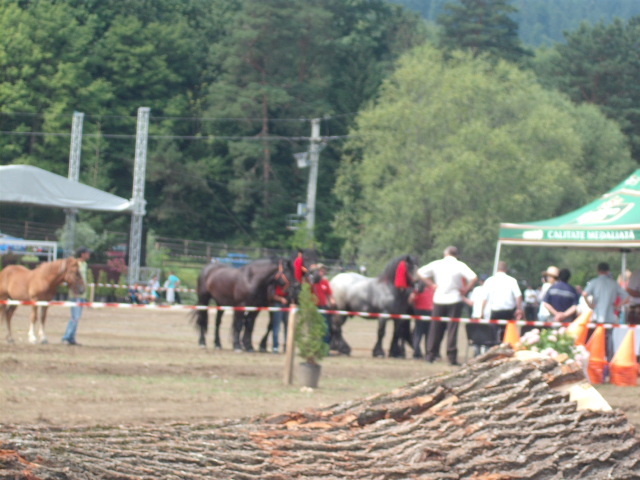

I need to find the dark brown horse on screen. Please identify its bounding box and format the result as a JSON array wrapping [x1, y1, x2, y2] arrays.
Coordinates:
[[194, 257, 296, 351], [0, 258, 85, 344], [329, 255, 419, 357]]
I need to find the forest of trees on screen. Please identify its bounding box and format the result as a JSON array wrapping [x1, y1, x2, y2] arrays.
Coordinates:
[[394, 0, 640, 46], [2, 0, 640, 281], [0, 0, 426, 257]]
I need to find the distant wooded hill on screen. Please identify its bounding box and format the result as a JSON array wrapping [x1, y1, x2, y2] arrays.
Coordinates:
[[392, 0, 640, 46]]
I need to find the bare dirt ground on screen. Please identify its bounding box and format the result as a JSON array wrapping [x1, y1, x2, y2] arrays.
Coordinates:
[[1, 305, 639, 428]]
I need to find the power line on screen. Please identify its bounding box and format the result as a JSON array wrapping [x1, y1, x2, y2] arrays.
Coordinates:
[[0, 111, 359, 142], [0, 111, 358, 123], [0, 130, 353, 142]]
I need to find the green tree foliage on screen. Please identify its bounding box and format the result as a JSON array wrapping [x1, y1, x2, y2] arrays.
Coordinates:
[[392, 0, 640, 47], [437, 0, 532, 62], [533, 17, 640, 162], [0, 0, 426, 256], [203, 0, 334, 245], [0, 1, 111, 171], [198, 0, 426, 250], [513, 0, 640, 46], [0, 0, 222, 236], [323, 0, 430, 116], [334, 44, 634, 277]]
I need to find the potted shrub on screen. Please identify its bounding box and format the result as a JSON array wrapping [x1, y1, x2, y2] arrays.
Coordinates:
[[295, 283, 329, 388]]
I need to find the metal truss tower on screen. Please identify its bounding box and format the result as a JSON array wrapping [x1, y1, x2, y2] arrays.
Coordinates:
[[127, 107, 150, 284], [306, 118, 321, 238], [64, 111, 84, 257]]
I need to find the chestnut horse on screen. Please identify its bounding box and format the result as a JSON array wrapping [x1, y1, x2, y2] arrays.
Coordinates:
[[194, 257, 296, 351], [0, 258, 85, 344]]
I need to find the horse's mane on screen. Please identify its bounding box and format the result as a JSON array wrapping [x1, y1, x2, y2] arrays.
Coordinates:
[[242, 257, 289, 282], [243, 257, 278, 271], [34, 258, 66, 272], [378, 254, 416, 283]]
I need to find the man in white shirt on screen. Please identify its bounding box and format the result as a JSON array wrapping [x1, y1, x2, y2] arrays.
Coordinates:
[[467, 275, 489, 320], [523, 283, 539, 321], [465, 274, 493, 356], [482, 261, 523, 343], [418, 246, 477, 366]]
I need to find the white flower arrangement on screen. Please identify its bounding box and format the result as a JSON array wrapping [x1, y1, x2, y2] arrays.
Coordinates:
[[518, 327, 589, 368]]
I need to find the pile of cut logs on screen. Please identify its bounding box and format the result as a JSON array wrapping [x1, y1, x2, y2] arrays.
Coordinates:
[[2, 346, 639, 479]]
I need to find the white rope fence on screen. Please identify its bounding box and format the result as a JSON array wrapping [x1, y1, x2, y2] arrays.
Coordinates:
[[0, 299, 623, 329]]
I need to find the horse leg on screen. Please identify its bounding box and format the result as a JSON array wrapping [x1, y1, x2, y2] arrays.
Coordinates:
[[403, 319, 414, 351], [242, 312, 257, 352], [390, 319, 412, 358], [28, 305, 39, 344], [259, 314, 274, 352], [3, 305, 17, 344], [232, 311, 244, 351], [196, 309, 208, 348], [195, 291, 212, 348], [38, 306, 49, 344], [373, 318, 386, 358], [329, 314, 351, 355], [214, 310, 224, 349], [388, 319, 403, 358]]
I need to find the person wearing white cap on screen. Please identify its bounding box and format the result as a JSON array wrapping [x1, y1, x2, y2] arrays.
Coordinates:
[[537, 266, 559, 322], [518, 265, 560, 336]]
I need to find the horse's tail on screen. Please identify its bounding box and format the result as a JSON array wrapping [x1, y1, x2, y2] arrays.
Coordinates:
[[193, 307, 209, 334], [192, 291, 212, 333], [191, 268, 212, 333]]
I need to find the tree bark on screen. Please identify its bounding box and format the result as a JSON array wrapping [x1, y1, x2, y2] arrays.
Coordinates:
[[2, 348, 639, 479]]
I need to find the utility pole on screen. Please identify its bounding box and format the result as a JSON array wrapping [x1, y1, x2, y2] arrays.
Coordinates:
[[128, 107, 150, 285], [306, 118, 321, 238], [64, 111, 84, 257]]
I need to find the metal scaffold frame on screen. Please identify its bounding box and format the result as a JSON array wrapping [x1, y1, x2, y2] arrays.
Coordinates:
[[127, 107, 150, 284], [63, 111, 84, 257]]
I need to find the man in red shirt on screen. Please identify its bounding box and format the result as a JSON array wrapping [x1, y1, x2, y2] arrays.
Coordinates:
[[311, 264, 335, 344], [410, 280, 434, 359], [293, 249, 308, 283]]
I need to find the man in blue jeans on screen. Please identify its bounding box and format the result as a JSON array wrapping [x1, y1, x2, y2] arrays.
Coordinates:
[[62, 247, 91, 346]]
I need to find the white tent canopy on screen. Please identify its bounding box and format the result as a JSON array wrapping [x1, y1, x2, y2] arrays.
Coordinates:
[[0, 165, 134, 212]]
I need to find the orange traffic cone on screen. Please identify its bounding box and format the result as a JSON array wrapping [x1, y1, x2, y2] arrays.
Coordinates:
[[610, 329, 638, 386], [586, 325, 607, 384], [503, 321, 520, 348], [567, 310, 591, 346]]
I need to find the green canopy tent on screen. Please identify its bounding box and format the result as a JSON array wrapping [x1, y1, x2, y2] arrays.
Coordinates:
[[495, 169, 640, 275]]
